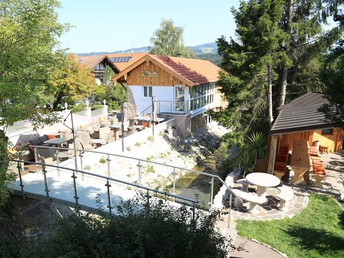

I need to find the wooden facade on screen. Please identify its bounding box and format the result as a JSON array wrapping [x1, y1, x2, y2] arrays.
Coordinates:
[[278, 127, 343, 153], [125, 60, 185, 86]]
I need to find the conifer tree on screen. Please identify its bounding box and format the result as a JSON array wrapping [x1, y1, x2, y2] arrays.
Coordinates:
[[216, 0, 344, 132]]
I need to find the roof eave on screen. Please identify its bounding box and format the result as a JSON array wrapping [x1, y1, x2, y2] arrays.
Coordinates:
[[112, 54, 195, 87], [270, 122, 336, 135]]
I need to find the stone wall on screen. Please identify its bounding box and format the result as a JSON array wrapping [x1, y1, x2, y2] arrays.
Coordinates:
[[159, 113, 192, 139]]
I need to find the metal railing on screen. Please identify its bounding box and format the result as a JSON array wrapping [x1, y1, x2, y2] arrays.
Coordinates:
[[31, 145, 236, 208], [140, 100, 191, 116], [157, 100, 190, 114], [12, 159, 199, 218], [25, 144, 238, 226]]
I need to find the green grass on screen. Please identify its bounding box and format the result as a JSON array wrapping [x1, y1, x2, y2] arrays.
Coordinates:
[[236, 194, 344, 258]]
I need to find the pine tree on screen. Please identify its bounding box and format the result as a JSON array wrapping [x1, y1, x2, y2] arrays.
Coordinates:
[[216, 0, 344, 132]]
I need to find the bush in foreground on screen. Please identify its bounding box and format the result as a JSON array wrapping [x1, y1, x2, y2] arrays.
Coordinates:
[[20, 194, 231, 257]]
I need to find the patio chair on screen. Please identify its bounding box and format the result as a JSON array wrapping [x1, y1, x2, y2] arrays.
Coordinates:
[[77, 132, 94, 150], [99, 127, 111, 144], [57, 139, 85, 161]]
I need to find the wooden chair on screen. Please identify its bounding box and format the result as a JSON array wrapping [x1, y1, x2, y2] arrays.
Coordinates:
[[274, 144, 289, 179], [289, 141, 311, 184]]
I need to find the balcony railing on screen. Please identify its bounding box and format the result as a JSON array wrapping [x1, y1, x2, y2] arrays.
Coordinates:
[[141, 100, 190, 117]]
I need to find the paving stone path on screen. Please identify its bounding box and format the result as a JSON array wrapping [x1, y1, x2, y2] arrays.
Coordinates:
[[216, 151, 344, 257]]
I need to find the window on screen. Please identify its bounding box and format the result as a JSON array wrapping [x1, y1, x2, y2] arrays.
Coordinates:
[[321, 128, 333, 135], [189, 83, 215, 111], [144, 86, 152, 97]]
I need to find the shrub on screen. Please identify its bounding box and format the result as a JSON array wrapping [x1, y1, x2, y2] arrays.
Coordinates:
[[22, 194, 231, 257]]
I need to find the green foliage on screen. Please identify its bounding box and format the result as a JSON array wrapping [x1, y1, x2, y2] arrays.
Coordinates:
[[150, 19, 196, 58], [319, 49, 344, 127], [196, 53, 223, 66], [84, 165, 91, 170], [91, 104, 103, 111], [99, 157, 106, 164], [217, 131, 267, 176], [70, 103, 87, 113], [145, 164, 155, 174], [50, 53, 97, 111], [0, 0, 68, 129], [237, 194, 344, 258], [22, 194, 230, 257], [0, 235, 20, 257], [0, 0, 68, 209], [215, 0, 344, 132], [91, 67, 127, 110]]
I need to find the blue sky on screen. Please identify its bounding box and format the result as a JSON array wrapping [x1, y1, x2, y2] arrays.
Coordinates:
[[57, 0, 239, 53]]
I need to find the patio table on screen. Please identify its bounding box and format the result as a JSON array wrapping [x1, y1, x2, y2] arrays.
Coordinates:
[[246, 172, 280, 197], [43, 138, 69, 147]]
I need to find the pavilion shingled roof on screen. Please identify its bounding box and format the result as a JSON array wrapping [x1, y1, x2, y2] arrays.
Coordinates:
[[270, 92, 332, 134]]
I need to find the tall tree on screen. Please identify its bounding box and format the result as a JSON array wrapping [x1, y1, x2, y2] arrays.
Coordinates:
[[216, 0, 344, 132], [215, 0, 286, 132], [319, 42, 344, 127], [92, 67, 127, 110], [150, 19, 196, 58], [49, 53, 96, 110], [0, 0, 68, 207]]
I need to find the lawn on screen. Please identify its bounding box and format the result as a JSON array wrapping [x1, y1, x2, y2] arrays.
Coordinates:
[[236, 194, 344, 258]]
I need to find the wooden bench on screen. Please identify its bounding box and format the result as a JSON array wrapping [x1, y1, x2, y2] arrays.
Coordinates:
[[275, 185, 294, 211], [232, 189, 268, 211]]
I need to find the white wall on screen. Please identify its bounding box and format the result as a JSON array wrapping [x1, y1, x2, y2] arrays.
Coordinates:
[[129, 86, 175, 115]]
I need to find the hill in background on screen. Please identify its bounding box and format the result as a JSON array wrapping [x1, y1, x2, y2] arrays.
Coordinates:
[[76, 42, 218, 56], [75, 42, 222, 65]]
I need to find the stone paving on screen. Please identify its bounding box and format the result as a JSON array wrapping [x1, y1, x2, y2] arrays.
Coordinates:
[[229, 187, 309, 221], [220, 152, 344, 222], [215, 151, 344, 257]]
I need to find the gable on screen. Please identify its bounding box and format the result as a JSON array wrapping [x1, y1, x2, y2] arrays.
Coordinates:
[[76, 55, 120, 73], [113, 54, 222, 87], [125, 59, 186, 86]]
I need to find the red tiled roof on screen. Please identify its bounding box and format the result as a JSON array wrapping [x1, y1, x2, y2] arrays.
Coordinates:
[[151, 55, 221, 85], [112, 54, 222, 87]]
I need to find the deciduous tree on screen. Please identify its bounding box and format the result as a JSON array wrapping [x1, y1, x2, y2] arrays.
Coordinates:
[[91, 67, 127, 110], [0, 0, 68, 208], [150, 19, 196, 58], [49, 53, 96, 110]]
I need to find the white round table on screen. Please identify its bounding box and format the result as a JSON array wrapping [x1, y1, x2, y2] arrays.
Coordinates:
[[246, 172, 281, 197]]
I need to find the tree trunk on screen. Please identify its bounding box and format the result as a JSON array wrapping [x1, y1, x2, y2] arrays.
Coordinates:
[[267, 63, 273, 126], [0, 130, 9, 182], [278, 0, 293, 107], [53, 91, 64, 110], [279, 66, 288, 107]]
